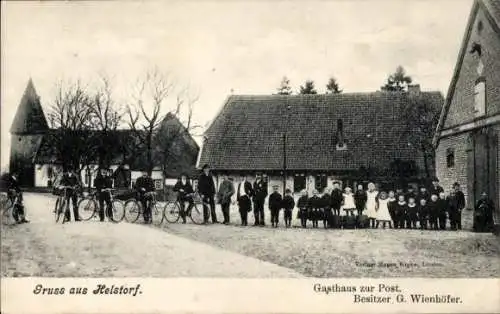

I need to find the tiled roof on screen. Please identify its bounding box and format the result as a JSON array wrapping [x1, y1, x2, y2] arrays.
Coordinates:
[[199, 92, 443, 172], [483, 0, 500, 29], [10, 79, 48, 134]]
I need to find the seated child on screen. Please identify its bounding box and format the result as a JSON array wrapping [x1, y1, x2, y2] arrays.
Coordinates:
[[268, 185, 283, 228], [407, 197, 418, 229], [297, 190, 309, 228], [282, 189, 295, 228]]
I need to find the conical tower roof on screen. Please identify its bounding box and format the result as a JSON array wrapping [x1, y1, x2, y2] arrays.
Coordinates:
[[10, 78, 48, 134]]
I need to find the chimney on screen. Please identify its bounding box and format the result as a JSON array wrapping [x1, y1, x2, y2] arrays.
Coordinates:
[[408, 84, 421, 97]]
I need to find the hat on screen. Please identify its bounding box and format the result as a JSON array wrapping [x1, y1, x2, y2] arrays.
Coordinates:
[[452, 182, 460, 187], [202, 164, 210, 170], [431, 177, 439, 182]]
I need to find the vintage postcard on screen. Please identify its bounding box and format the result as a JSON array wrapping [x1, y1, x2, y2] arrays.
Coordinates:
[[1, 0, 499, 313]]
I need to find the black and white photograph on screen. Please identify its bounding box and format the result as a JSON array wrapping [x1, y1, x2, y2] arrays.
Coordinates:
[[1, 0, 499, 312]]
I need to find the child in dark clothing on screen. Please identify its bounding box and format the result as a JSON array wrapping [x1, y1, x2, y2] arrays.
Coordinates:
[[321, 188, 331, 229], [282, 189, 295, 228], [437, 192, 448, 230], [387, 190, 397, 222], [297, 190, 309, 228], [354, 184, 367, 217], [394, 194, 407, 229], [407, 197, 418, 229], [418, 186, 430, 203], [418, 198, 429, 230], [330, 182, 343, 216], [268, 185, 283, 228], [428, 194, 439, 230], [309, 190, 322, 228]]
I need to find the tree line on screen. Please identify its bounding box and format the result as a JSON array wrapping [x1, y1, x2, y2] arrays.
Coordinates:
[[276, 65, 413, 95], [43, 67, 200, 178]]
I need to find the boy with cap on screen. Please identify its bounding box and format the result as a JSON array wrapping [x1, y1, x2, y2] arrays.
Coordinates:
[[297, 189, 309, 228], [237, 174, 253, 226], [268, 185, 283, 228], [282, 188, 295, 228]]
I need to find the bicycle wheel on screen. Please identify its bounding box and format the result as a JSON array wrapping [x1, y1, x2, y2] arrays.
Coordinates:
[[110, 200, 125, 222], [124, 199, 141, 223], [189, 203, 204, 225], [78, 198, 97, 221], [164, 201, 181, 223], [1, 196, 14, 224], [56, 199, 66, 223], [151, 203, 164, 225]]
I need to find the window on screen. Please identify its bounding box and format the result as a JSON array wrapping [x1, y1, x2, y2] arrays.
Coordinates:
[[315, 174, 327, 192], [294, 173, 306, 192], [446, 148, 455, 168], [477, 20, 483, 35], [154, 179, 162, 190], [474, 79, 486, 117], [335, 119, 348, 150]]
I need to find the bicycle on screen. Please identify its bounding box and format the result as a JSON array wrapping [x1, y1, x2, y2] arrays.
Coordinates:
[[124, 191, 164, 224], [77, 188, 125, 222], [1, 191, 21, 225], [164, 192, 204, 225], [54, 187, 73, 223]]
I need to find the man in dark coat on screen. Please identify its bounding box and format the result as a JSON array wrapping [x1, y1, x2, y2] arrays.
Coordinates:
[[173, 174, 195, 224], [135, 170, 155, 223], [198, 164, 217, 224], [217, 174, 235, 224], [447, 183, 465, 231], [252, 173, 268, 226], [6, 172, 29, 224], [473, 192, 495, 233], [59, 167, 81, 222], [237, 174, 254, 226], [94, 168, 114, 222]]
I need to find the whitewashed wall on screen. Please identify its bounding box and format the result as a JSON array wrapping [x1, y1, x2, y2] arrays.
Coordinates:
[[34, 164, 63, 187]]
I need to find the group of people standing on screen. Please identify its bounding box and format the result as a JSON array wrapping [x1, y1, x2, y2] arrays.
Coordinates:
[[173, 168, 496, 232]]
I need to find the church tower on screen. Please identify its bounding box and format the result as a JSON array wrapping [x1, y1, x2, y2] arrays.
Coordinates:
[[9, 79, 48, 187]]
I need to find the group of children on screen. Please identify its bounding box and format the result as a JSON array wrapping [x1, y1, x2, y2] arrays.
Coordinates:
[[266, 179, 466, 231]]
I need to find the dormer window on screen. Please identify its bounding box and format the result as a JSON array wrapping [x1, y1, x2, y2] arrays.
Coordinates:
[[474, 78, 486, 117], [335, 119, 347, 150]]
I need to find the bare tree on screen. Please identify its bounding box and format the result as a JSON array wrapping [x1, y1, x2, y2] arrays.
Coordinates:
[[126, 68, 175, 175], [88, 75, 124, 169], [46, 80, 95, 172]]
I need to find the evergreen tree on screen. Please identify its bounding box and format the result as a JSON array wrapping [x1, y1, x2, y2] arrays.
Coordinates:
[[299, 80, 317, 94], [326, 77, 342, 94], [276, 76, 292, 95], [381, 66, 413, 92]]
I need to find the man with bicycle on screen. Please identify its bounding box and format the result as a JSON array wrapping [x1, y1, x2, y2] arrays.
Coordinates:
[[7, 172, 29, 224], [94, 168, 114, 222], [173, 173, 194, 224], [58, 167, 81, 222], [135, 170, 155, 224]]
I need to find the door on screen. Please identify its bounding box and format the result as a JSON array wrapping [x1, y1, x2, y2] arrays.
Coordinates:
[[468, 128, 499, 210]]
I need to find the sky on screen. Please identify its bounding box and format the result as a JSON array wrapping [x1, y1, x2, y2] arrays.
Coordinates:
[[1, 0, 473, 170]]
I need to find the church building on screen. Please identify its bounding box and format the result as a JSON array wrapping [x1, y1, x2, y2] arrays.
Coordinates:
[[9, 79, 199, 189]]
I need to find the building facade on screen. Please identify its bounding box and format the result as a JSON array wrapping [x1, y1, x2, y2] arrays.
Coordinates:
[[9, 79, 200, 189], [199, 89, 443, 197], [434, 0, 500, 230]]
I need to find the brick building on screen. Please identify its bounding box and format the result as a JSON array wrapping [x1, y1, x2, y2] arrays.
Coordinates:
[[433, 0, 499, 229], [199, 89, 443, 195]]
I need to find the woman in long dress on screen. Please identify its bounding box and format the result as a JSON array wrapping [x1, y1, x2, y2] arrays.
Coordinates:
[[376, 191, 393, 228], [365, 182, 378, 228]]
